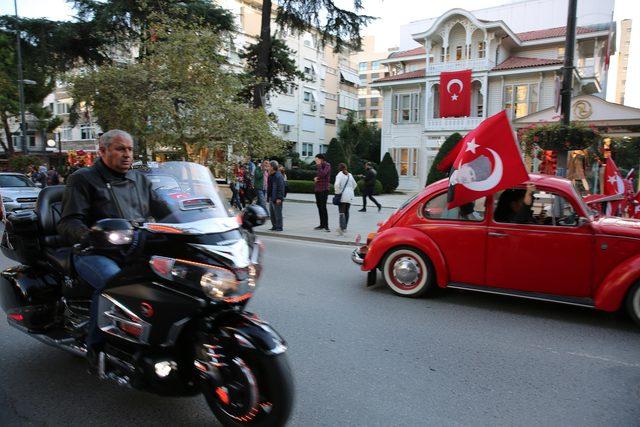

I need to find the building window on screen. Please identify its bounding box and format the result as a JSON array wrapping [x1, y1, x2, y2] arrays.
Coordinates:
[[478, 41, 486, 59], [359, 74, 367, 82], [440, 47, 445, 62], [55, 102, 70, 115], [370, 73, 380, 80], [286, 84, 295, 96], [503, 84, 539, 120], [370, 98, 380, 107], [359, 98, 367, 108], [392, 93, 421, 124], [301, 143, 314, 157], [359, 62, 367, 72], [318, 144, 328, 154], [59, 126, 73, 141], [371, 60, 381, 70], [28, 134, 35, 147], [325, 92, 337, 101], [303, 91, 313, 103], [557, 47, 565, 59], [390, 148, 418, 177], [358, 88, 367, 96], [370, 110, 379, 119], [80, 124, 95, 140], [455, 46, 463, 61], [325, 118, 336, 125]]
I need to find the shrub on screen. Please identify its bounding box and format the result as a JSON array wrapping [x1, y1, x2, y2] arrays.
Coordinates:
[[426, 132, 463, 186], [286, 180, 317, 194], [378, 153, 399, 193], [355, 179, 383, 196], [286, 168, 317, 180], [8, 155, 47, 173]]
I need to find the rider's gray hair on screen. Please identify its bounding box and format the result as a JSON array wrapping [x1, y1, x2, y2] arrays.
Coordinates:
[[99, 129, 133, 149], [269, 160, 279, 170]]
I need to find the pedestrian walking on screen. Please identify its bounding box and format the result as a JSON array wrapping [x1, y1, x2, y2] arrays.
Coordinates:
[[358, 162, 382, 212], [47, 166, 61, 186], [334, 163, 356, 236], [267, 160, 285, 231], [254, 159, 269, 211], [34, 165, 48, 188], [313, 154, 331, 232]]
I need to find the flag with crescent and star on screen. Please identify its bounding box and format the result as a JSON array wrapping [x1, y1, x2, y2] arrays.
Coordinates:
[[447, 110, 528, 209], [439, 70, 472, 118], [604, 157, 625, 216]]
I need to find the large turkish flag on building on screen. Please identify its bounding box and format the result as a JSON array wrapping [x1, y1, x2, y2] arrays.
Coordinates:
[[447, 111, 529, 209], [439, 70, 472, 118]]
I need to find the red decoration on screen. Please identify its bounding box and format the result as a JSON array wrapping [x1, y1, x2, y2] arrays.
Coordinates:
[[447, 111, 529, 209], [439, 70, 471, 118]]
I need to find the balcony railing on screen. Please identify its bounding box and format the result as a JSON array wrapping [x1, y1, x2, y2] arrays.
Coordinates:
[[426, 58, 495, 74], [426, 116, 484, 131]]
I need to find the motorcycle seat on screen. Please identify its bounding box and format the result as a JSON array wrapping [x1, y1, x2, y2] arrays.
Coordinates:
[[45, 247, 73, 275], [35, 185, 65, 248]]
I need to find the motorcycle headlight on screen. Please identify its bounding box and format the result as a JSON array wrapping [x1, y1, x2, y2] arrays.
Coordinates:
[[149, 256, 256, 303], [107, 229, 134, 245]]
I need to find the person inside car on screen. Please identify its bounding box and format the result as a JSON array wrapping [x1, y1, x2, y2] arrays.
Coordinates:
[[493, 184, 535, 224]]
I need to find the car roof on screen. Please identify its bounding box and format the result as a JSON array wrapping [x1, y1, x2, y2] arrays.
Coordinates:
[[0, 172, 28, 176], [424, 173, 577, 199]]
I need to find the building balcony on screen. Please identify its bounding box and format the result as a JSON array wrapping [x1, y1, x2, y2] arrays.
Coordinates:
[[576, 66, 601, 95], [426, 58, 495, 75], [425, 116, 483, 131]]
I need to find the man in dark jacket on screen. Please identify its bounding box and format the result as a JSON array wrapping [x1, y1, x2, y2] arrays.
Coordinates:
[[358, 162, 382, 212], [266, 160, 285, 231], [58, 129, 166, 361], [313, 154, 331, 231]]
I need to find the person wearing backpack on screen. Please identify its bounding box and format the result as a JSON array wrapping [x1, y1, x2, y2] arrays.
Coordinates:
[[334, 163, 356, 236]]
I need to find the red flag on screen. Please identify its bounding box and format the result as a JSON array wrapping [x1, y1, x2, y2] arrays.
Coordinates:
[[604, 157, 625, 216], [436, 138, 464, 172], [633, 190, 640, 219], [447, 111, 529, 209], [439, 70, 471, 118]]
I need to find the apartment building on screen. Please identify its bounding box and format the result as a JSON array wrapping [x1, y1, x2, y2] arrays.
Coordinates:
[[371, 3, 616, 191], [615, 19, 632, 105], [353, 36, 389, 128]]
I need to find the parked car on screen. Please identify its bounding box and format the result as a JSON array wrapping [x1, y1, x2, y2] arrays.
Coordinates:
[[0, 173, 42, 213], [352, 174, 640, 326]]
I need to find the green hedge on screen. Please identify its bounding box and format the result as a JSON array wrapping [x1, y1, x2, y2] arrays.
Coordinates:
[[286, 179, 384, 195], [286, 168, 317, 181]]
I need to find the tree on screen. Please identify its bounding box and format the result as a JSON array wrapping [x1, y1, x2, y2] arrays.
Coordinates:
[[337, 112, 381, 168], [378, 152, 399, 193], [70, 24, 286, 164], [326, 137, 346, 181], [251, 0, 375, 109], [425, 132, 463, 186]]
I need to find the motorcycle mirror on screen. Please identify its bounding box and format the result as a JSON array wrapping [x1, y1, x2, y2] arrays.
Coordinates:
[[90, 218, 134, 248], [242, 205, 268, 229]]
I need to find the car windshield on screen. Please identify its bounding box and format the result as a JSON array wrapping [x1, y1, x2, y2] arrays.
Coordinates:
[[0, 175, 33, 188], [138, 162, 231, 224]]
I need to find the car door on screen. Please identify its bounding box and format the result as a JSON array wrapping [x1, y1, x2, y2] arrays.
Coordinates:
[[485, 187, 594, 297], [413, 191, 488, 286]]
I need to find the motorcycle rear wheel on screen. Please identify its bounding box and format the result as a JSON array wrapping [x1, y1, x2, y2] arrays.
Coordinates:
[[202, 351, 294, 427]]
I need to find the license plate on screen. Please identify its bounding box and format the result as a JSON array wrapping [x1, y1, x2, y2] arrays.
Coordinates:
[[21, 203, 35, 209]]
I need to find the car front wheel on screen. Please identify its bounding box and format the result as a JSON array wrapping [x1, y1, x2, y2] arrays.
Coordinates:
[[382, 246, 436, 298], [625, 282, 640, 327]]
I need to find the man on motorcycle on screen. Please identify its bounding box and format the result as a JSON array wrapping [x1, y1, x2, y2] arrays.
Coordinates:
[[58, 129, 166, 364]]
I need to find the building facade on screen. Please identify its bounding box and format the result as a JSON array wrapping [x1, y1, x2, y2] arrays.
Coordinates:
[[615, 19, 632, 105], [353, 36, 390, 128], [371, 6, 616, 191]]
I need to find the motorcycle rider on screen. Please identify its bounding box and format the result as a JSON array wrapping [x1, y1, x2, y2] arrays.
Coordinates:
[[58, 129, 167, 365]]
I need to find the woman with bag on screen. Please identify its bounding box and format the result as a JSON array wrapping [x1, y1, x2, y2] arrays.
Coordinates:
[[333, 163, 356, 236]]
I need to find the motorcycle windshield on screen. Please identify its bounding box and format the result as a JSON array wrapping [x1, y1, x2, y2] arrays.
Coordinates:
[[140, 161, 233, 226]]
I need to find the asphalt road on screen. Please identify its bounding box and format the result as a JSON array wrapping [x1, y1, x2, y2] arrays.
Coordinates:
[[0, 236, 639, 426]]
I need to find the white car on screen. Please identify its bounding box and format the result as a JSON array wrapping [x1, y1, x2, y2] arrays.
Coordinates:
[[0, 173, 42, 213]]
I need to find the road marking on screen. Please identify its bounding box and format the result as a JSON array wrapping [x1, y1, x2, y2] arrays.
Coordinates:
[[531, 345, 640, 368]]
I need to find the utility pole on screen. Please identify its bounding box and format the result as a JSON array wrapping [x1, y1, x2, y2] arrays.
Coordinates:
[[557, 0, 578, 175], [14, 0, 28, 155]]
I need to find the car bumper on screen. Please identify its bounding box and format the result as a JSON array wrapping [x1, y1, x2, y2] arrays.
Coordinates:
[[3, 202, 36, 212], [351, 247, 365, 265]]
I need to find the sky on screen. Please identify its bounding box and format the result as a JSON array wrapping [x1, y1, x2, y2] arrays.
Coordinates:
[[1, 0, 638, 107]]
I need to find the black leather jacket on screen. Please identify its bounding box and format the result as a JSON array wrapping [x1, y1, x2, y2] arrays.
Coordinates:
[[57, 158, 166, 245], [363, 168, 377, 189]]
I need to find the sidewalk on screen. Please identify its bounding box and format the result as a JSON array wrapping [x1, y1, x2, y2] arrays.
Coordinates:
[[254, 192, 418, 246]]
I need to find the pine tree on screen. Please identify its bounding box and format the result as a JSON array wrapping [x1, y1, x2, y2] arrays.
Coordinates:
[[326, 137, 346, 182], [378, 152, 399, 193], [425, 132, 463, 186]]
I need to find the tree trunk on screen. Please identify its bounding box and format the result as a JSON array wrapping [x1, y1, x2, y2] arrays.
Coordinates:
[[253, 0, 272, 109], [0, 112, 15, 158]]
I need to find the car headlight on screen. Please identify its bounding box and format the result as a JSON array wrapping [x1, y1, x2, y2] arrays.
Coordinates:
[[149, 256, 256, 303], [2, 197, 13, 203]]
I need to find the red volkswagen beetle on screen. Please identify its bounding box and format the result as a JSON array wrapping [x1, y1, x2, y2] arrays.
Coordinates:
[[352, 174, 640, 326]]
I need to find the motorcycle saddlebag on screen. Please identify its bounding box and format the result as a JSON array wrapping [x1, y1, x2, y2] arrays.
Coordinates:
[[1, 210, 40, 264]]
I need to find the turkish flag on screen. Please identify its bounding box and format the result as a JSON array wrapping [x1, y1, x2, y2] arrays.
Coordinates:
[[632, 190, 640, 219], [439, 70, 471, 118], [604, 157, 625, 216], [447, 111, 529, 209]]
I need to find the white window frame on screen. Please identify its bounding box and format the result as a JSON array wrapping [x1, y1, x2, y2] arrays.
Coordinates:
[[478, 41, 486, 59], [503, 83, 539, 120], [318, 144, 328, 154], [55, 102, 70, 115], [390, 147, 418, 177], [80, 124, 96, 140], [392, 92, 421, 124], [301, 143, 314, 157], [303, 91, 314, 103]]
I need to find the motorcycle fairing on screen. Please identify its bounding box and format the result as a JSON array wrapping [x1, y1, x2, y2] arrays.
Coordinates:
[[214, 311, 287, 356]]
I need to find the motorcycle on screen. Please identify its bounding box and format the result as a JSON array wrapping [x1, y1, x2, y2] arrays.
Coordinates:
[[0, 161, 293, 426]]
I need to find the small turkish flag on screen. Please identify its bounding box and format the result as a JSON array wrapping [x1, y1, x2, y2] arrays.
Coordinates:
[[439, 70, 471, 118], [604, 157, 625, 216], [632, 190, 640, 219], [447, 111, 528, 209]]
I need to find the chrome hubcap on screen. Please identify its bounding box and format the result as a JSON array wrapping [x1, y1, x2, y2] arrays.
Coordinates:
[[633, 289, 640, 317], [393, 257, 421, 285]]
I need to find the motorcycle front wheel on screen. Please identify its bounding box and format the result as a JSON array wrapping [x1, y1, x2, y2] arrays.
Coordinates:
[[201, 350, 294, 427]]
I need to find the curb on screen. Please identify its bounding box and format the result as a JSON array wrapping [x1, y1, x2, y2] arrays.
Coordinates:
[[256, 231, 361, 247]]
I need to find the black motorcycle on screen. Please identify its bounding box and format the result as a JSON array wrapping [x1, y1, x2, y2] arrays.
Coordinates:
[[0, 161, 293, 426]]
